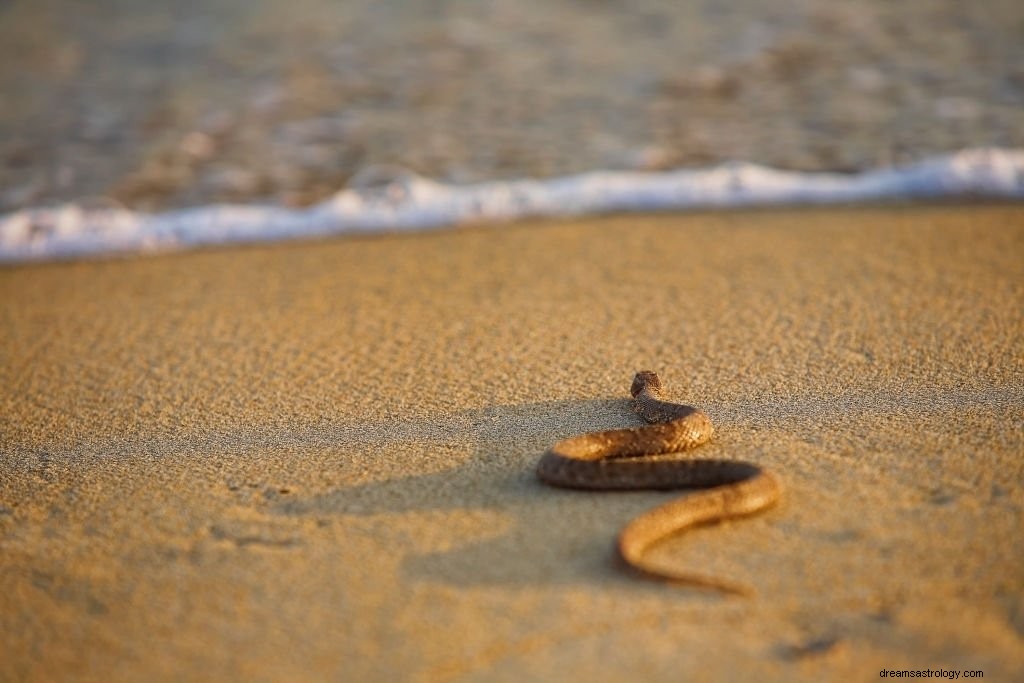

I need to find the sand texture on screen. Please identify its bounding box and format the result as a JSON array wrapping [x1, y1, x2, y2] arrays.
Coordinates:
[[1, 205, 1023, 681]]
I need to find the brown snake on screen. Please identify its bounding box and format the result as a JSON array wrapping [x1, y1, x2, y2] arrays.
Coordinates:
[[536, 371, 782, 596]]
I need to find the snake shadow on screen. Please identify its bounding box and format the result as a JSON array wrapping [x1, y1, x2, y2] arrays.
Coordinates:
[[271, 397, 697, 589], [265, 381, 994, 592]]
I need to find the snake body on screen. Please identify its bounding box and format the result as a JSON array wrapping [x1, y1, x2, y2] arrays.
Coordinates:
[[536, 371, 781, 595]]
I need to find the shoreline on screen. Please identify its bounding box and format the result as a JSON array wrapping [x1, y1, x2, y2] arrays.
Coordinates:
[[3, 148, 1023, 264]]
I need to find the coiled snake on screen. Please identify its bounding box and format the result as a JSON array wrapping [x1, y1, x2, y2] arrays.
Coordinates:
[[536, 371, 781, 596]]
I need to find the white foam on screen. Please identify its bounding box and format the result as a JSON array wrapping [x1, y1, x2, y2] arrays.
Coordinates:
[[2, 147, 1022, 263]]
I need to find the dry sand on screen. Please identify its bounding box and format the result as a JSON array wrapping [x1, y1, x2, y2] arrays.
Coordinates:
[[1, 205, 1022, 681]]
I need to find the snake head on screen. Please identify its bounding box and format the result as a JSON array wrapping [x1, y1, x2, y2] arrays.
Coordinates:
[[630, 370, 663, 397]]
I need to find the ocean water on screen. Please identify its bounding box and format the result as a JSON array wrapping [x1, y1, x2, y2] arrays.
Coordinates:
[[1, 148, 1022, 263], [2, 1, 1023, 262]]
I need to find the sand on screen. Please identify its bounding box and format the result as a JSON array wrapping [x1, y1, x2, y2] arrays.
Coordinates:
[[1, 205, 1022, 681]]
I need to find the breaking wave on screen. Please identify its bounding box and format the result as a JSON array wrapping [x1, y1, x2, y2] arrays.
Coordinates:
[[2, 147, 1022, 263]]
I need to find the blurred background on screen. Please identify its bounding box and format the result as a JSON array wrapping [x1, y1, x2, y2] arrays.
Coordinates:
[[1, 0, 1022, 213]]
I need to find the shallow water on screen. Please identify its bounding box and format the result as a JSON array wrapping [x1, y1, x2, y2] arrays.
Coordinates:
[[3, 149, 1022, 263], [2, 0, 1023, 214]]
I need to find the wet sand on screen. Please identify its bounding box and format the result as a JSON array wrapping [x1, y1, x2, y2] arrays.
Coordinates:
[[1, 205, 1023, 681]]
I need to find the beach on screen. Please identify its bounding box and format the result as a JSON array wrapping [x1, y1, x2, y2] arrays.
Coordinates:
[[2, 204, 1022, 681]]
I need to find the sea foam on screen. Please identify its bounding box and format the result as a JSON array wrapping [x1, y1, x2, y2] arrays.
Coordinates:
[[1, 147, 1021, 263]]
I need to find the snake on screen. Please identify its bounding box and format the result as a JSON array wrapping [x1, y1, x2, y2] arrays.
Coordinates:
[[536, 370, 782, 596]]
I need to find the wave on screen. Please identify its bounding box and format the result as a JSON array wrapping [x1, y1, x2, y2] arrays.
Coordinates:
[[2, 147, 1022, 263]]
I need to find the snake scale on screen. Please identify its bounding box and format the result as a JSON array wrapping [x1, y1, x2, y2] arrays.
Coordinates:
[[536, 371, 781, 596]]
